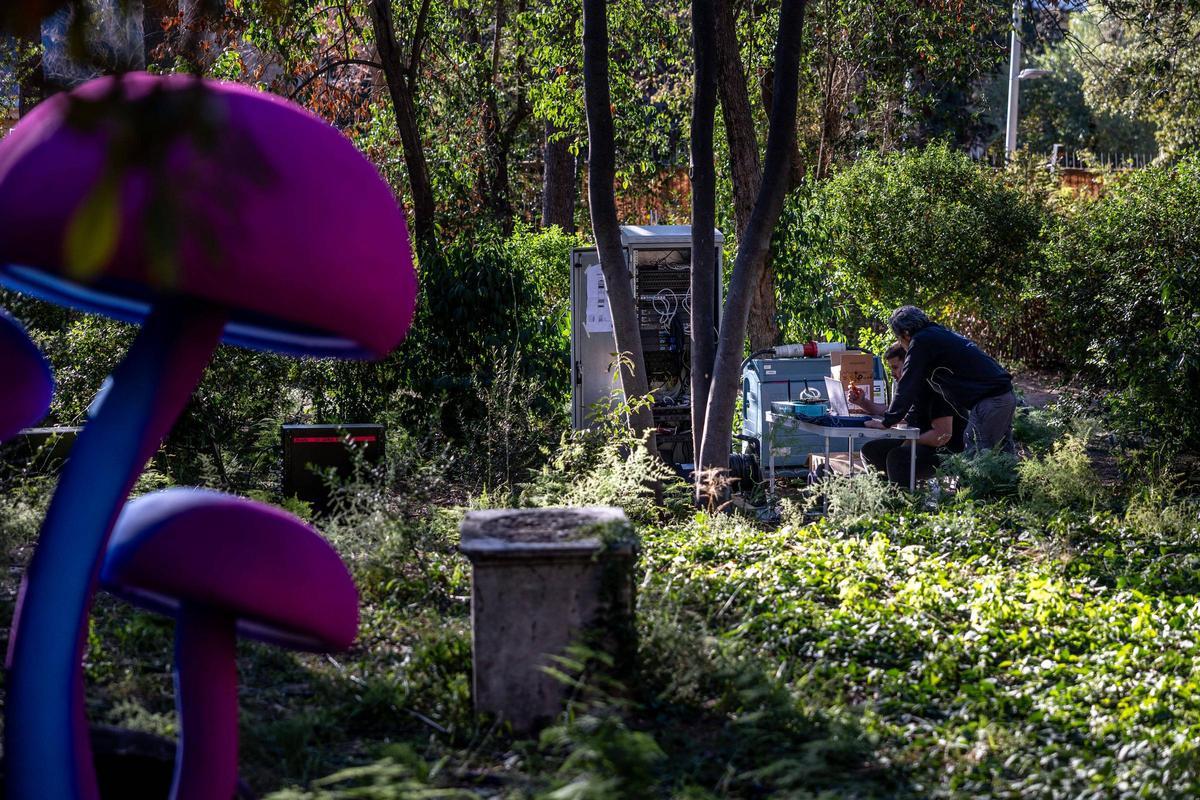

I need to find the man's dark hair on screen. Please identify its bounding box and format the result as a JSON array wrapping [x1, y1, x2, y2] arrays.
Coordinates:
[[884, 342, 907, 361], [888, 306, 932, 339]]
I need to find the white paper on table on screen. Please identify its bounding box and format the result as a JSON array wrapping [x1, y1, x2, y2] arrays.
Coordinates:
[[583, 263, 613, 334]]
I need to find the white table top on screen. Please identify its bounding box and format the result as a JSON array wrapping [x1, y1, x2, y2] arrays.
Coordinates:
[[765, 413, 921, 441]]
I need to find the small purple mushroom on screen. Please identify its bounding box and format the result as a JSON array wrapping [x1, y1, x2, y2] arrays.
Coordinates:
[[0, 307, 53, 442], [0, 72, 417, 799], [101, 487, 357, 800]]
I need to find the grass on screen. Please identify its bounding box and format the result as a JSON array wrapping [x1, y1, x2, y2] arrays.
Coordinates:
[[2, 422, 1200, 798]]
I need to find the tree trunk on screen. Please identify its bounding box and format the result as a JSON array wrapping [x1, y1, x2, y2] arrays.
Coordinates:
[[715, 0, 759, 237], [477, 0, 530, 235], [699, 0, 807, 474], [542, 121, 577, 231], [369, 0, 437, 254], [690, 0, 718, 471], [715, 0, 780, 352], [581, 0, 655, 440]]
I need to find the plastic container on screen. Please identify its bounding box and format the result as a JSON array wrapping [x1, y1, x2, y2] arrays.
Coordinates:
[[794, 402, 828, 418], [774, 341, 847, 358]]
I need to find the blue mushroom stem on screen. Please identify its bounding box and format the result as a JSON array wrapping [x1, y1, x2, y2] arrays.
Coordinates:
[[4, 298, 226, 800]]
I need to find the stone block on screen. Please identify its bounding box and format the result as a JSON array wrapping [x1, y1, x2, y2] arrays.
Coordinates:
[[459, 506, 636, 733]]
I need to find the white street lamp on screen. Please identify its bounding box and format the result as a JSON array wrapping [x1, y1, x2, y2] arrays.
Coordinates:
[[1004, 1, 1052, 158]]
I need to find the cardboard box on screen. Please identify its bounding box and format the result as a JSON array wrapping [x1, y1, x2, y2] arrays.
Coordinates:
[[831, 351, 884, 411], [830, 351, 874, 388]]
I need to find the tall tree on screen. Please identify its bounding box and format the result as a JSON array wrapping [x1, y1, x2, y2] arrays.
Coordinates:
[[542, 121, 577, 230], [465, 0, 532, 234], [698, 0, 807, 474], [690, 0, 718, 465], [581, 0, 656, 438], [369, 0, 437, 251], [715, 0, 782, 352], [1075, 2, 1200, 156]]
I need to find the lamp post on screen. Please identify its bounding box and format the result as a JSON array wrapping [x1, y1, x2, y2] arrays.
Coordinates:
[[1004, 0, 1052, 158]]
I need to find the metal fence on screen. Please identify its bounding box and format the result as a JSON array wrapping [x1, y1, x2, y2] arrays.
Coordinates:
[[973, 147, 1158, 170]]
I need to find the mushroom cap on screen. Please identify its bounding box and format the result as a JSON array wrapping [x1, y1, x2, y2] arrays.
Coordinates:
[[0, 307, 53, 442], [101, 488, 358, 652], [0, 72, 417, 359]]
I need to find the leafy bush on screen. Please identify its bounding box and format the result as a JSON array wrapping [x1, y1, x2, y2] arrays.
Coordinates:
[[776, 142, 1046, 348], [807, 470, 910, 522], [3, 290, 294, 489], [1124, 478, 1200, 541], [265, 746, 470, 799], [1042, 153, 1200, 453], [518, 431, 691, 525], [1011, 405, 1069, 454], [937, 448, 1020, 501], [1017, 433, 1105, 511]]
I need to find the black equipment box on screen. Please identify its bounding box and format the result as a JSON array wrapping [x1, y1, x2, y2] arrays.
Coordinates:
[[281, 424, 385, 513], [1, 426, 82, 472]]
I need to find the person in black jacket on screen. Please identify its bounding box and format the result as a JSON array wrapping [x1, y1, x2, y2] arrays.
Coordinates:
[[864, 306, 1016, 454], [851, 342, 967, 484]]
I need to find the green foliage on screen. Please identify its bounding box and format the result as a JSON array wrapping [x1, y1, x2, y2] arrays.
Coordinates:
[[1017, 433, 1105, 512], [1123, 472, 1200, 541], [1042, 153, 1200, 453], [779, 143, 1045, 348], [518, 430, 691, 526], [807, 471, 910, 523], [987, 21, 1160, 156], [937, 449, 1020, 501], [396, 231, 570, 425], [266, 745, 470, 799], [539, 650, 665, 800], [518, 0, 691, 191], [1012, 406, 1070, 455], [1076, 5, 1200, 157], [639, 506, 1200, 798]]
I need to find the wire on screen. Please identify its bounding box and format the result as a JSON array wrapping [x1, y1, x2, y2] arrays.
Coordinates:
[[652, 288, 678, 326], [740, 349, 777, 371]]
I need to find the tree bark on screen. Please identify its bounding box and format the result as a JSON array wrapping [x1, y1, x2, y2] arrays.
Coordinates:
[[542, 121, 577, 231], [581, 0, 656, 440], [690, 0, 718, 470], [369, 0, 437, 254], [715, 0, 760, 237], [699, 0, 807, 474], [476, 0, 530, 235], [715, 0, 780, 352]]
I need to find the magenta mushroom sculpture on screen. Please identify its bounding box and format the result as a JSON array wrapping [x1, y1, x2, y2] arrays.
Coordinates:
[[0, 307, 53, 442], [0, 72, 417, 800], [101, 487, 358, 800]]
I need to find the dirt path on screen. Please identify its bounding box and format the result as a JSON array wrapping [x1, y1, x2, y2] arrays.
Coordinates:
[[1013, 370, 1064, 410]]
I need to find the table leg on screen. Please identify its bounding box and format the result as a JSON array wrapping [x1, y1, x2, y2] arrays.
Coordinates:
[[767, 419, 775, 506], [823, 434, 830, 514], [909, 437, 917, 492], [847, 435, 854, 474]]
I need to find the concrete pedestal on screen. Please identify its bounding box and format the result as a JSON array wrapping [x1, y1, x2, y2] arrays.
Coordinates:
[[459, 507, 636, 733]]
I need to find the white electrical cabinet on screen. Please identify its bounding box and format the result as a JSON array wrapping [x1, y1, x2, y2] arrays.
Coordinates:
[[570, 225, 724, 466]]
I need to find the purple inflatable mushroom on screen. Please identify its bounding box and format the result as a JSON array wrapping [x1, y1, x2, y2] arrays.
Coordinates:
[[0, 73, 417, 799], [101, 488, 358, 800], [0, 308, 53, 442]]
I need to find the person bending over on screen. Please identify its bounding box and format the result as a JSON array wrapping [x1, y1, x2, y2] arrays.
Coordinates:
[[850, 342, 966, 485], [872, 306, 1015, 454]]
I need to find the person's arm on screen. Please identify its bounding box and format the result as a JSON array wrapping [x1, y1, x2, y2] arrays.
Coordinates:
[[847, 384, 883, 415], [882, 343, 931, 427], [917, 415, 954, 448]]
